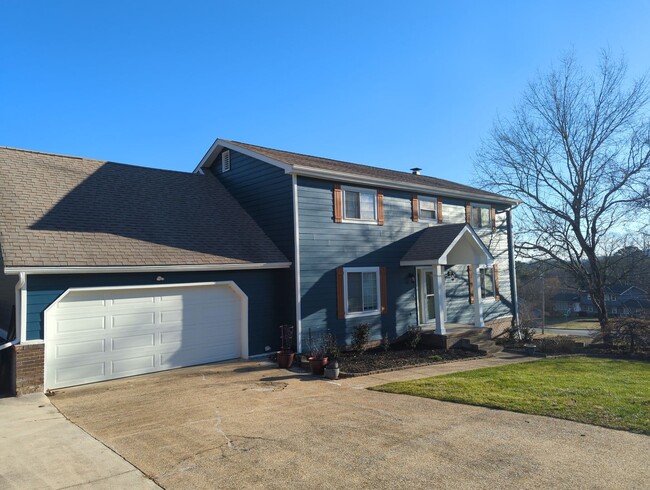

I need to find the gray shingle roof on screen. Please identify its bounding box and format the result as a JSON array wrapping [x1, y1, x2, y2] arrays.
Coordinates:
[[401, 223, 468, 262], [224, 140, 513, 203], [0, 147, 289, 269]]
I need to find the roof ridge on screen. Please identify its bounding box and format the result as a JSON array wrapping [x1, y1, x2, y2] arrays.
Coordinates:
[[0, 145, 86, 160]]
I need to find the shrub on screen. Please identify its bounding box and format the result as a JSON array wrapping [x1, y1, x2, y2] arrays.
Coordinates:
[[351, 323, 370, 354], [535, 336, 580, 354], [505, 322, 536, 345], [407, 325, 422, 350], [307, 328, 324, 359], [279, 324, 294, 352], [607, 318, 650, 352], [323, 331, 340, 360]]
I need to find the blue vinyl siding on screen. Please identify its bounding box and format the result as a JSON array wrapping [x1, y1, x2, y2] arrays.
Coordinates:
[[26, 270, 288, 356], [210, 149, 295, 327], [297, 177, 512, 344]]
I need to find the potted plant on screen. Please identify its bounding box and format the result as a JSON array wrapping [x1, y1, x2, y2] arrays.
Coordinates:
[[277, 324, 295, 369], [323, 332, 340, 380], [307, 329, 328, 375]]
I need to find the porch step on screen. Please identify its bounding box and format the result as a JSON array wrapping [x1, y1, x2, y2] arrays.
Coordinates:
[[420, 326, 501, 353], [459, 338, 503, 355]]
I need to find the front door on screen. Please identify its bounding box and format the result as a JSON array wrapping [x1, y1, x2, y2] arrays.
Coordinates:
[[416, 267, 435, 324]]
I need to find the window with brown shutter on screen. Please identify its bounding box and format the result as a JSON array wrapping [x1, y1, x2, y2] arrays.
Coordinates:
[[411, 194, 419, 222], [380, 266, 388, 314], [437, 199, 443, 224], [336, 267, 345, 319], [377, 190, 384, 226], [491, 207, 496, 232], [467, 265, 474, 304], [465, 201, 471, 224], [333, 184, 342, 223]]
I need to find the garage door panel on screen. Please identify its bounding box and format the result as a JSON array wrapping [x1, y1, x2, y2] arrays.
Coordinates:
[[55, 339, 106, 359], [111, 355, 156, 376], [55, 316, 106, 335], [45, 284, 244, 389], [111, 312, 156, 329], [111, 333, 156, 351]]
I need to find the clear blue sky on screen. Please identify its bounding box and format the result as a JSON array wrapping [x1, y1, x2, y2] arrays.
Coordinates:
[[2, 1, 649, 184]]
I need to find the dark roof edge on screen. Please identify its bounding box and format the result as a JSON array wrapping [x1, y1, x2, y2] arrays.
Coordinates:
[[195, 139, 519, 206], [4, 262, 292, 275]]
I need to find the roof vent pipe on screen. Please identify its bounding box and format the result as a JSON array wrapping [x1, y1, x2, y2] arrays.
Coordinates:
[[410, 167, 422, 175]]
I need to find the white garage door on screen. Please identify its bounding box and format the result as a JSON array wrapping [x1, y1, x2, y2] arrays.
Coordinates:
[[45, 283, 245, 389]]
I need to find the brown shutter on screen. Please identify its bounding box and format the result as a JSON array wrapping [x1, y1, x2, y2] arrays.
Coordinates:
[[493, 264, 500, 301], [380, 267, 388, 314], [467, 265, 474, 304], [377, 190, 384, 226], [333, 184, 342, 223], [336, 267, 345, 319], [465, 201, 471, 224], [437, 198, 443, 224], [491, 206, 496, 232], [411, 194, 419, 222]]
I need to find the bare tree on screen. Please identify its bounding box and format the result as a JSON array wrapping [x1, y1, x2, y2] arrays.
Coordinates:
[[475, 52, 650, 334]]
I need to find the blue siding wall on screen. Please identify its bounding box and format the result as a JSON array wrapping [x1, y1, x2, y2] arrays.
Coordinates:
[[26, 270, 289, 356], [210, 149, 295, 328], [297, 177, 512, 345]]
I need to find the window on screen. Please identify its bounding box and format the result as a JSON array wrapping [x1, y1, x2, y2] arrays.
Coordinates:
[[418, 196, 437, 222], [221, 150, 231, 172], [480, 268, 495, 300], [343, 186, 377, 222], [612, 307, 618, 314], [470, 203, 491, 228], [344, 267, 380, 317]]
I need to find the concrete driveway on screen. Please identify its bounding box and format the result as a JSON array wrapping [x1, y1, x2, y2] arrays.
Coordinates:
[[49, 355, 649, 489]]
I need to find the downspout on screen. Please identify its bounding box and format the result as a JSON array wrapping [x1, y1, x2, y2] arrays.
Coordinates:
[[506, 209, 520, 327], [1, 272, 25, 351]]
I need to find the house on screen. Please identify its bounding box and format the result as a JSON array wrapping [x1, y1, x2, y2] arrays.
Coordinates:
[[0, 140, 519, 395], [551, 285, 649, 317]]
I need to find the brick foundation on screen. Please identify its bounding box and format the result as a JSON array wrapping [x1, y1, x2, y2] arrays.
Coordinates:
[[14, 343, 44, 395]]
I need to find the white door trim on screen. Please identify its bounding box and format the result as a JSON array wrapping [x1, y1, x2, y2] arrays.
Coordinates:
[[43, 281, 249, 391]]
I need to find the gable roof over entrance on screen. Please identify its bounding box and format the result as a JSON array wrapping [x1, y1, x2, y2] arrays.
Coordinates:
[[400, 224, 493, 266], [0, 147, 290, 272]]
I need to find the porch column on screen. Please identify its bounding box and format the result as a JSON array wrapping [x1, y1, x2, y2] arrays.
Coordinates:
[[473, 265, 484, 328], [432, 265, 446, 335]]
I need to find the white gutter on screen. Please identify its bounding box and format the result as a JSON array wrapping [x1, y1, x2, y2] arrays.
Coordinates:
[[291, 174, 303, 353], [4, 262, 292, 275]]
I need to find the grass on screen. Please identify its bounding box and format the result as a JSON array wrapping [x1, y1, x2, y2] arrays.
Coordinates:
[[371, 357, 650, 434], [544, 318, 600, 330]]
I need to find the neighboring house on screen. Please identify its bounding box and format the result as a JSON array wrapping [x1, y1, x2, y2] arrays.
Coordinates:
[[0, 140, 519, 394], [551, 285, 649, 317]]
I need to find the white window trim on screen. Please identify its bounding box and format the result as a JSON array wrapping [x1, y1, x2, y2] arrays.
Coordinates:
[[418, 195, 438, 222], [341, 185, 378, 224], [343, 266, 381, 318], [479, 266, 496, 303], [470, 202, 492, 228]]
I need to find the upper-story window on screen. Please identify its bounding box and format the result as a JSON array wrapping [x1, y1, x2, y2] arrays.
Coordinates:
[[418, 196, 438, 222], [343, 186, 377, 222], [470, 203, 491, 228]]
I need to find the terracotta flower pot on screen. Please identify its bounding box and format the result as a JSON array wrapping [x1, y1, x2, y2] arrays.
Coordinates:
[[308, 356, 328, 375], [277, 350, 295, 369]]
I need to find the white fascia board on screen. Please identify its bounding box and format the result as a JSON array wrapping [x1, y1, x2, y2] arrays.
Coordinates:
[[400, 260, 442, 267], [195, 139, 293, 174], [438, 225, 494, 264], [289, 166, 519, 206], [5, 262, 292, 275]]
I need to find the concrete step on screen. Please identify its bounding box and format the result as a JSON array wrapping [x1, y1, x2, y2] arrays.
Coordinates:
[[459, 337, 503, 355]]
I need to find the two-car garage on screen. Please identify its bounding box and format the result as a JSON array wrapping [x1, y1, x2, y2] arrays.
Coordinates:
[[44, 282, 248, 390]]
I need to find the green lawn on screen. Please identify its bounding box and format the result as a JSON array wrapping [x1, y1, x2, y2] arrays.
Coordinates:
[[372, 358, 650, 434]]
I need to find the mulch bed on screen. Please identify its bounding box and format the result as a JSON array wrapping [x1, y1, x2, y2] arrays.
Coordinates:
[[338, 347, 484, 375]]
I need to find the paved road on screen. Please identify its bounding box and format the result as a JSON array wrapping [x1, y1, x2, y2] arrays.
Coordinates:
[[541, 327, 597, 337], [48, 354, 650, 490]]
